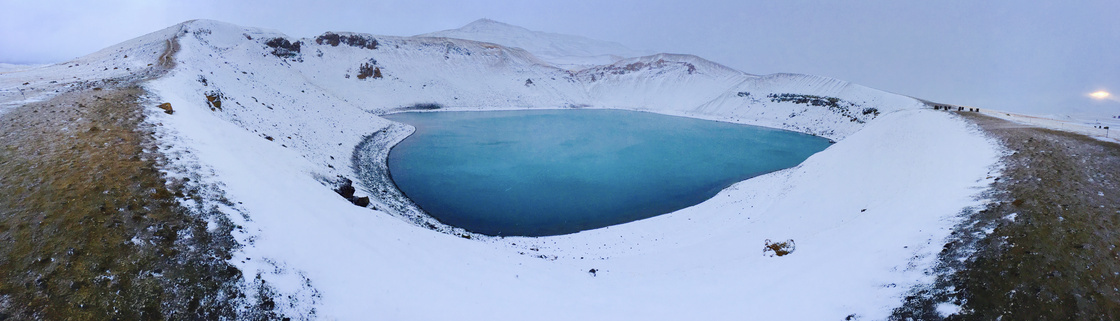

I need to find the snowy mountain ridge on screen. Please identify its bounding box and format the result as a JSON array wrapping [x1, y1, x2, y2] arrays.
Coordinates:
[[420, 18, 652, 68], [0, 19, 1001, 320], [143, 19, 927, 186]]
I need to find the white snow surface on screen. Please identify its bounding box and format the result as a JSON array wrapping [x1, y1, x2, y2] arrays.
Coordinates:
[[420, 18, 652, 69], [0, 63, 44, 73], [5, 19, 1005, 320], [976, 108, 1120, 144]]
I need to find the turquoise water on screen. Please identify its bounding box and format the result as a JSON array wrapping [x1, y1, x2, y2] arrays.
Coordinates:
[[385, 110, 831, 236]]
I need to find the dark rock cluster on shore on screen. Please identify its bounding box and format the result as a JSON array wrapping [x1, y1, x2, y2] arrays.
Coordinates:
[[334, 177, 370, 207]]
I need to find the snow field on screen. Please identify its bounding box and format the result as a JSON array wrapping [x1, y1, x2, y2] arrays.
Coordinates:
[[131, 19, 1003, 320]]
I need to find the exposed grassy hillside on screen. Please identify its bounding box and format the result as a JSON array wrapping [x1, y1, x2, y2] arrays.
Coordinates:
[[894, 112, 1120, 320], [0, 84, 244, 320]]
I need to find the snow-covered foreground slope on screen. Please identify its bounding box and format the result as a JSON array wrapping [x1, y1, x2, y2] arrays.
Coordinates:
[[19, 19, 1001, 319]]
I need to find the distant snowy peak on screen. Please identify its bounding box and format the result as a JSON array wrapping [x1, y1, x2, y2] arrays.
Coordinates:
[[419, 18, 650, 68], [453, 18, 532, 35]]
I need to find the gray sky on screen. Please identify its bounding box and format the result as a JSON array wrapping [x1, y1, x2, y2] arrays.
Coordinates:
[[2, 0, 1118, 116]]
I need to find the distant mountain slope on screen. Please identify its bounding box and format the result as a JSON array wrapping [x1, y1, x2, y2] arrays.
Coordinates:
[[420, 18, 650, 68], [0, 63, 43, 73]]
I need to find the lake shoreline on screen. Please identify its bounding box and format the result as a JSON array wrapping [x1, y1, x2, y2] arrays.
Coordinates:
[[379, 109, 830, 236]]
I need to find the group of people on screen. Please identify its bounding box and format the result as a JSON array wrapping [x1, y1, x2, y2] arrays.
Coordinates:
[[931, 105, 979, 112]]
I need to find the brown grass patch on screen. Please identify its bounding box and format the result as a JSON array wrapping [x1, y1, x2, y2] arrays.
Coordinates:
[[0, 85, 242, 320], [892, 112, 1120, 320]]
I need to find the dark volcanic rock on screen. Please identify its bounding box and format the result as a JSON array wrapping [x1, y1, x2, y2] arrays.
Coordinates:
[[352, 196, 370, 207], [333, 177, 370, 207], [335, 178, 356, 199], [315, 32, 378, 50], [265, 37, 301, 58]]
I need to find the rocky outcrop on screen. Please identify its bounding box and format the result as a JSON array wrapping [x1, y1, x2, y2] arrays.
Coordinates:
[[264, 38, 301, 58], [314, 32, 378, 50]]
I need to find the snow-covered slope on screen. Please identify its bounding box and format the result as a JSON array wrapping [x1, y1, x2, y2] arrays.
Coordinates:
[[420, 18, 650, 68], [2, 19, 1001, 320], [0, 24, 180, 114], [0, 63, 43, 73]]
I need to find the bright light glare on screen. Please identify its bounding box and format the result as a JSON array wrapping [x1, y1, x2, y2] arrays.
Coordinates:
[[1090, 90, 1111, 99]]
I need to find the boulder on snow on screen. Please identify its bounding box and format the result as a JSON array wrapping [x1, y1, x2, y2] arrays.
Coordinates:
[[158, 102, 174, 114], [335, 178, 356, 199], [356, 63, 382, 80], [763, 239, 796, 257], [205, 91, 223, 111], [333, 177, 370, 207], [352, 196, 370, 207]]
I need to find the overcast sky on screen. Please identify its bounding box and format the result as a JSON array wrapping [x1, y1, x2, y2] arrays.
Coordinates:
[[2, 0, 1117, 116]]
